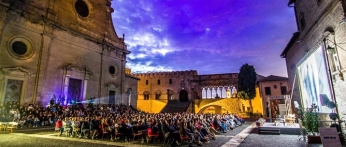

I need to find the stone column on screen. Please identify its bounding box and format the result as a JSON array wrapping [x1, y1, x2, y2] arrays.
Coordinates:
[[219, 87, 223, 98], [63, 76, 69, 105], [209, 87, 213, 99], [205, 88, 208, 99]]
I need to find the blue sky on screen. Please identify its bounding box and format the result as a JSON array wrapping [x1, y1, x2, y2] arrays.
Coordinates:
[[111, 0, 297, 77]]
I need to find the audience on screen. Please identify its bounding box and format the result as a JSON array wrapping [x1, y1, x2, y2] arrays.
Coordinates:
[[0, 101, 245, 147]]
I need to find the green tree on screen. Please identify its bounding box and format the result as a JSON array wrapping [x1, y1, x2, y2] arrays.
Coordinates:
[[237, 63, 257, 113]]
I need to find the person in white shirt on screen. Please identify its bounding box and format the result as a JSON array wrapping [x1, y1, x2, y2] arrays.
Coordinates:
[[62, 117, 72, 136]]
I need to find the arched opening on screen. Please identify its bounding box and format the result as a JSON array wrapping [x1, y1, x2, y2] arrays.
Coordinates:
[[197, 105, 231, 114], [155, 90, 161, 100], [179, 90, 188, 102], [143, 91, 150, 100]]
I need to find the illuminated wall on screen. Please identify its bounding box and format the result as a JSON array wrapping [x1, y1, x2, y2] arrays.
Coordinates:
[[238, 87, 263, 115], [136, 99, 167, 113]]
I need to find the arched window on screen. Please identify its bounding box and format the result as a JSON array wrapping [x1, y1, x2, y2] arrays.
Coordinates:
[[155, 90, 162, 100], [143, 91, 150, 100]]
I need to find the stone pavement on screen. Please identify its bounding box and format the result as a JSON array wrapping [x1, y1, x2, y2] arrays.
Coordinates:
[[0, 122, 251, 147], [238, 134, 323, 147], [1, 121, 342, 147]]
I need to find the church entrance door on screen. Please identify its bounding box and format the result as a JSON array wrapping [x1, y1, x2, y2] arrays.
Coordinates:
[[68, 78, 82, 105]]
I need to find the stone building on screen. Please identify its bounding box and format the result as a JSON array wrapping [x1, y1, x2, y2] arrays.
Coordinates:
[[0, 0, 138, 106], [132, 70, 242, 113], [281, 0, 346, 120], [132, 71, 263, 115], [257, 75, 289, 118]]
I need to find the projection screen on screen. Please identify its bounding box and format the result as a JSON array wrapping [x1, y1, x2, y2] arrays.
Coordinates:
[[297, 45, 332, 113]]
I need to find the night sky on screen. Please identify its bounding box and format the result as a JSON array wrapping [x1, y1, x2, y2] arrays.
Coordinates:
[[111, 0, 296, 77]]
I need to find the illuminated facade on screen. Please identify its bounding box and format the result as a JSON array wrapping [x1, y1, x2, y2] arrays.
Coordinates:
[[132, 71, 265, 115], [257, 75, 289, 118], [281, 0, 346, 120], [0, 0, 138, 106]]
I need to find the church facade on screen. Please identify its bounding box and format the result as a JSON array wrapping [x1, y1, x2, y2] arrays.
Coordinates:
[[0, 0, 138, 107]]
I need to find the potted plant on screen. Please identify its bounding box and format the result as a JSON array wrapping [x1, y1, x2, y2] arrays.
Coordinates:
[[303, 103, 321, 143]]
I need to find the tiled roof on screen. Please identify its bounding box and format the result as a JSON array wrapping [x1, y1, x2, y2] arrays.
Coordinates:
[[258, 75, 288, 82]]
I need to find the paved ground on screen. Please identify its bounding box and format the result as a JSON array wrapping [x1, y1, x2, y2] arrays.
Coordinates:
[[0, 121, 344, 147], [238, 134, 322, 147], [0, 122, 250, 147]]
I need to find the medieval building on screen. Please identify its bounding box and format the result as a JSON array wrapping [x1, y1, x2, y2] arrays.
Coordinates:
[[281, 0, 346, 120], [131, 71, 264, 115], [0, 0, 138, 107], [132, 70, 241, 113]]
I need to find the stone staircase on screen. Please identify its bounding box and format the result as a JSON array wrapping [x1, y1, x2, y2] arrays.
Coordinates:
[[160, 100, 190, 113]]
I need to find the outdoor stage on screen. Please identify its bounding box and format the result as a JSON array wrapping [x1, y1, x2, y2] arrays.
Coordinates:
[[254, 122, 301, 135]]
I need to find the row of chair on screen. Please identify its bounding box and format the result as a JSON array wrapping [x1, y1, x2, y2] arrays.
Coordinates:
[[0, 122, 18, 133], [56, 126, 193, 146]]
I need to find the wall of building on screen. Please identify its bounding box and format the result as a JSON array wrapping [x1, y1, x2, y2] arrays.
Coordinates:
[[0, 0, 136, 106], [134, 70, 197, 101], [284, 0, 346, 121], [136, 99, 167, 113], [258, 80, 289, 117]]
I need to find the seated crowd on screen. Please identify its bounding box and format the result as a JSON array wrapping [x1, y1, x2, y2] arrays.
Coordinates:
[[0, 101, 245, 147]]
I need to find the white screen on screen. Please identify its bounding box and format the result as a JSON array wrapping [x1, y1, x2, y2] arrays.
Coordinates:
[[297, 45, 332, 113]]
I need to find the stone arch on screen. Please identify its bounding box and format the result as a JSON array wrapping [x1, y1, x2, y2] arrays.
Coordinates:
[[197, 104, 232, 114], [167, 90, 175, 100], [155, 90, 162, 100], [143, 91, 150, 100], [179, 90, 188, 102]]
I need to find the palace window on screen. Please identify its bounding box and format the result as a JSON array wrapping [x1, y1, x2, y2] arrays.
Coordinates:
[[158, 79, 160, 85], [155, 91, 161, 100], [144, 91, 150, 100], [281, 86, 287, 95], [169, 79, 172, 84], [299, 12, 306, 31], [144, 94, 149, 100], [265, 87, 271, 95]]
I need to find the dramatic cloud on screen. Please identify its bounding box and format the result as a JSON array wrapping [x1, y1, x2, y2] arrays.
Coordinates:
[[112, 0, 296, 76]]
